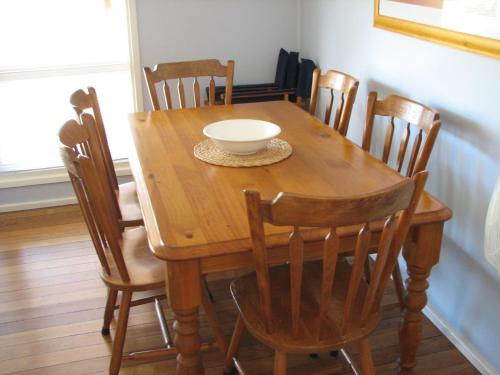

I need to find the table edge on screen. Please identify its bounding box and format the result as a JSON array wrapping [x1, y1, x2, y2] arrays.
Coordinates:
[[148, 201, 452, 261]]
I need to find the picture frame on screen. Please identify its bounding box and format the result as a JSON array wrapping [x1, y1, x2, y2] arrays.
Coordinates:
[[374, 0, 500, 59]]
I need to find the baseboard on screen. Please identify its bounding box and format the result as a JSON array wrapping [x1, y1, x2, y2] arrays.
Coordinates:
[[424, 304, 497, 375], [0, 196, 77, 213]]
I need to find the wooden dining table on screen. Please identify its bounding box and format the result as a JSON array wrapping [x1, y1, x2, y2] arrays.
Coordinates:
[[128, 100, 452, 375]]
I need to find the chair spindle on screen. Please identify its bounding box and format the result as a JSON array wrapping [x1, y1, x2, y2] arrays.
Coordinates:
[[163, 81, 173, 110], [289, 227, 305, 338], [340, 224, 371, 334], [318, 228, 340, 338], [407, 129, 423, 177], [382, 117, 395, 163], [193, 77, 201, 108], [209, 76, 216, 105], [69, 171, 111, 276], [360, 215, 396, 323], [324, 89, 334, 125], [246, 191, 274, 334], [177, 78, 186, 108], [397, 123, 412, 173], [332, 92, 345, 131]]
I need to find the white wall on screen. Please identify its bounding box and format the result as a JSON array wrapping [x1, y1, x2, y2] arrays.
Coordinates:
[[0, 0, 300, 211], [299, 1, 500, 373], [136, 0, 300, 110]]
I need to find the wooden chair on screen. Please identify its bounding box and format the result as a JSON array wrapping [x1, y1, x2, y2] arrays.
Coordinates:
[[308, 68, 359, 136], [70, 87, 143, 228], [59, 114, 227, 375], [362, 92, 441, 308], [223, 172, 428, 375], [143, 59, 234, 110]]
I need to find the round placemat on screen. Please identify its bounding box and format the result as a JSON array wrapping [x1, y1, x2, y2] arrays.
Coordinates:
[[194, 138, 292, 167]]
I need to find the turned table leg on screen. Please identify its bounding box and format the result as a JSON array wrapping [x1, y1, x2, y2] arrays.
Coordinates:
[[167, 260, 204, 375], [398, 223, 444, 374]]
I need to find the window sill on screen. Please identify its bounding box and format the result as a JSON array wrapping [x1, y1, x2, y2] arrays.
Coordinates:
[[0, 159, 131, 189]]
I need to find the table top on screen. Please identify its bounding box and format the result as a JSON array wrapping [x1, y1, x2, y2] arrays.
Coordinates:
[[128, 101, 452, 261]]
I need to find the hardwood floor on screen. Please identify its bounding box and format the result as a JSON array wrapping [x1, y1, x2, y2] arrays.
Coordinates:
[[0, 205, 479, 375]]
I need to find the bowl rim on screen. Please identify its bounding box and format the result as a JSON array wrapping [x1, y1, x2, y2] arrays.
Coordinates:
[[203, 119, 281, 143]]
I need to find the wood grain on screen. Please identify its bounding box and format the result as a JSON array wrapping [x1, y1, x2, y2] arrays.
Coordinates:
[[224, 173, 426, 374], [143, 59, 234, 111], [69, 87, 143, 227], [361, 92, 441, 309], [59, 116, 225, 374], [362, 92, 440, 178], [309, 68, 359, 136], [0, 206, 477, 375], [128, 101, 451, 261], [128, 100, 452, 374]]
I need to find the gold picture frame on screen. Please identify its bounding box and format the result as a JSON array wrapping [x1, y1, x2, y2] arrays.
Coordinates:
[[374, 0, 500, 59]]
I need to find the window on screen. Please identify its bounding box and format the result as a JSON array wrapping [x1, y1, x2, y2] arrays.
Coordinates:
[[0, 0, 139, 173]]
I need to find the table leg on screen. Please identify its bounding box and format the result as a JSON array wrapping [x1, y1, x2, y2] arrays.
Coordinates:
[[167, 260, 204, 375], [398, 223, 443, 374]]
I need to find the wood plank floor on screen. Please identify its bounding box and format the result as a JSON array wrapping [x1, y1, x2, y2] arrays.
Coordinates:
[[0, 205, 480, 374]]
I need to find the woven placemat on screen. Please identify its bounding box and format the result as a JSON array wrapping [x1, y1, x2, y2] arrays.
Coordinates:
[[194, 138, 292, 167]]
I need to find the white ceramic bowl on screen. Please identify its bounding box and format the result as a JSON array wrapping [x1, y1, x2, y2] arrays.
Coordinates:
[[203, 119, 281, 155]]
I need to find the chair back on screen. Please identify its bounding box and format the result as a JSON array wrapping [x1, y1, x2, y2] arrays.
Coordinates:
[[309, 68, 359, 136], [70, 87, 118, 191], [244, 171, 427, 338], [362, 92, 441, 177], [59, 114, 129, 282], [144, 59, 235, 110]]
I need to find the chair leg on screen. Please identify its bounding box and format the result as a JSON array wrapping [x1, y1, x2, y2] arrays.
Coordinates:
[[223, 314, 246, 374], [274, 351, 287, 375], [109, 290, 132, 375], [392, 262, 406, 310], [357, 338, 375, 375], [102, 289, 118, 336], [201, 280, 227, 353]]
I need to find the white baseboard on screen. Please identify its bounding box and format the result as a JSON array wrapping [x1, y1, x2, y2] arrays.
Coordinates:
[[0, 196, 77, 213], [424, 304, 497, 375]]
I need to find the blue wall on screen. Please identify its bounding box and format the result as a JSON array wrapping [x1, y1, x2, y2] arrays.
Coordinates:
[[299, 1, 500, 373]]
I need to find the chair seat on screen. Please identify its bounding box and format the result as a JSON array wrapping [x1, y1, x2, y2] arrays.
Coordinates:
[[100, 226, 164, 291], [230, 260, 381, 353], [117, 181, 143, 224]]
